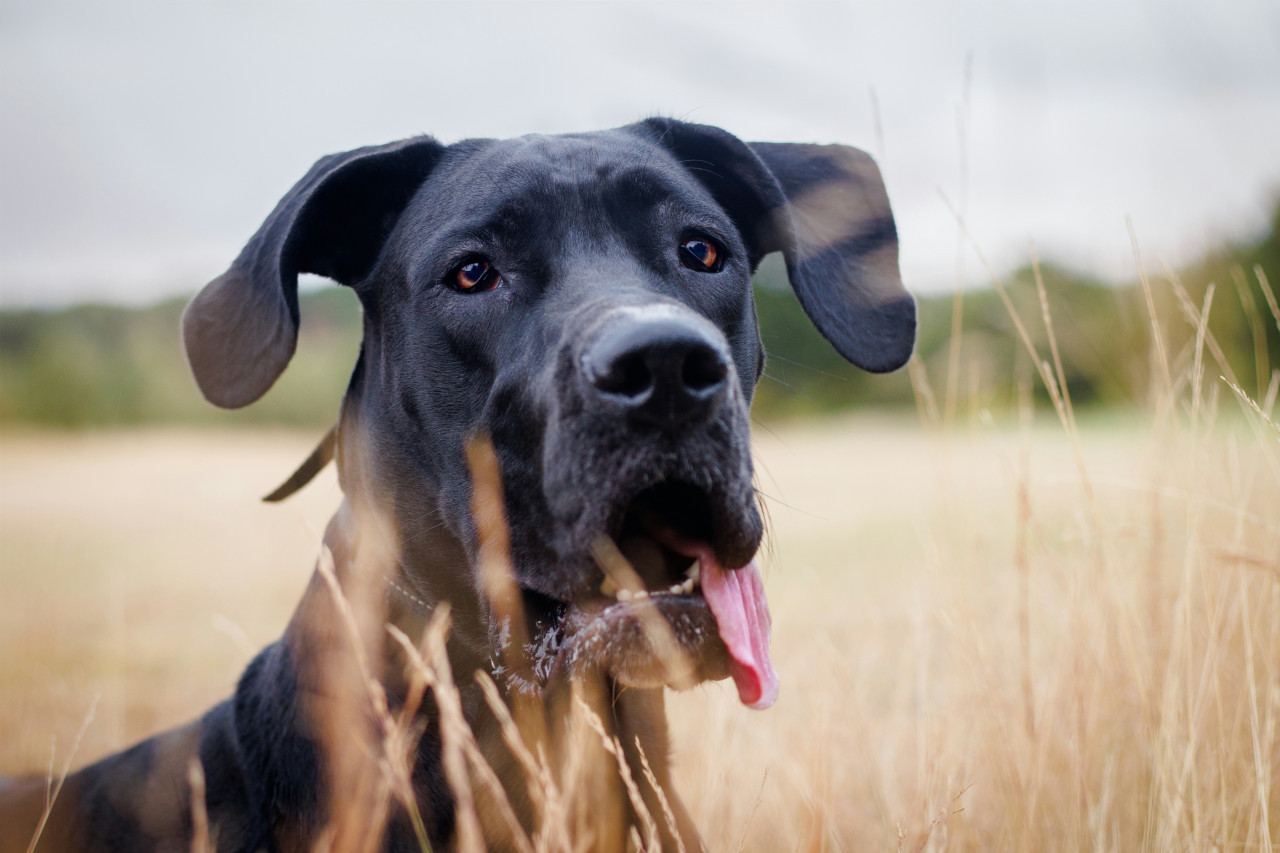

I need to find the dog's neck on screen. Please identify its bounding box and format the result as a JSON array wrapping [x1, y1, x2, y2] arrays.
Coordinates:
[[316, 494, 488, 656], [287, 497, 699, 849]]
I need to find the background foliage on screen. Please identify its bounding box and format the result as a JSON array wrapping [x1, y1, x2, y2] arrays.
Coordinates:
[[2, 201, 1277, 427]]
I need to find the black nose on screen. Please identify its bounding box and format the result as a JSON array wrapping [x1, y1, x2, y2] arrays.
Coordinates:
[[584, 316, 730, 427]]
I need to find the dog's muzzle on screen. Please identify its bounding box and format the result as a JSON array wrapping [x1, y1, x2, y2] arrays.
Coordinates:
[[514, 302, 777, 709]]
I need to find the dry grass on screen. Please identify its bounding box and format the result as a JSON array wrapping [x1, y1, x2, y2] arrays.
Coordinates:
[[3, 335, 1279, 849]]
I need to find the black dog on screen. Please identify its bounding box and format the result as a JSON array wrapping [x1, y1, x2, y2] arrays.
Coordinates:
[[0, 118, 914, 852]]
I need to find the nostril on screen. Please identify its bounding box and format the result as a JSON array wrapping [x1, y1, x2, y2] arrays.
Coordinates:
[[682, 346, 728, 394], [583, 315, 731, 419], [596, 352, 653, 399]]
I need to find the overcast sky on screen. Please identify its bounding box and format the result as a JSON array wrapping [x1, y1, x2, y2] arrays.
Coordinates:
[[2, 0, 1278, 307]]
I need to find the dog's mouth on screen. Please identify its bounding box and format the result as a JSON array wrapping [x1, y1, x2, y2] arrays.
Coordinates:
[[514, 481, 778, 710]]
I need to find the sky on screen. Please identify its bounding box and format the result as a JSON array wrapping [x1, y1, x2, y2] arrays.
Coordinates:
[[1, 0, 1278, 308]]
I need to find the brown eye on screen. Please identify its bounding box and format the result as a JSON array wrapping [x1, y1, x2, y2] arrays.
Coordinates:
[[452, 258, 501, 293], [679, 235, 724, 272]]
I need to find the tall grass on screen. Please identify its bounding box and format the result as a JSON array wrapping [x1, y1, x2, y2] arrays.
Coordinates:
[[661, 257, 1276, 852], [220, 254, 1279, 850], [4, 263, 1278, 850], [836, 237, 1280, 851]]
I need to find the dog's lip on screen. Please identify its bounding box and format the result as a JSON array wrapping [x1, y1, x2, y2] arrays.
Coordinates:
[[543, 520, 730, 689], [554, 591, 732, 689], [505, 479, 767, 694], [552, 517, 778, 708], [600, 479, 739, 583], [502, 581, 730, 694], [511, 518, 731, 692], [539, 477, 753, 603]]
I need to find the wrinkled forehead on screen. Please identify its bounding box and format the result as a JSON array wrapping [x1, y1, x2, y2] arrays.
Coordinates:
[[402, 130, 727, 241]]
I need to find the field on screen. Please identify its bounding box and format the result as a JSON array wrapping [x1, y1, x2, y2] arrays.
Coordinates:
[[2, 397, 1277, 850]]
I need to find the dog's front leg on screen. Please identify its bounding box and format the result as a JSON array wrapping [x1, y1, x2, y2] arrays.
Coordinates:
[[614, 688, 703, 853]]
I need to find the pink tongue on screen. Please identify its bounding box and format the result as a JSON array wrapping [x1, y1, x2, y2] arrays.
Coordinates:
[[699, 555, 779, 710]]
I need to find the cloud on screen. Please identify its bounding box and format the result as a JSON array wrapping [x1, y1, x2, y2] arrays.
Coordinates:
[[2, 0, 1278, 306]]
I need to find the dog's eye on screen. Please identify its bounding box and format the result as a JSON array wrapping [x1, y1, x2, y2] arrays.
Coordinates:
[[451, 258, 502, 293], [679, 235, 724, 273]]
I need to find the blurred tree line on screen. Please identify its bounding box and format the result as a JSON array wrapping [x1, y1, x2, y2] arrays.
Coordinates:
[[755, 199, 1280, 417], [2, 201, 1277, 428]]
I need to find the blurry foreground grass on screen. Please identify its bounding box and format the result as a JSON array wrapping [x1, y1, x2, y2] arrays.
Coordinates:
[[2, 394, 1277, 848]]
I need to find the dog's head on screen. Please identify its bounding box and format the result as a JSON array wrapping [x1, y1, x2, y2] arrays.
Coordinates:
[[182, 119, 914, 709]]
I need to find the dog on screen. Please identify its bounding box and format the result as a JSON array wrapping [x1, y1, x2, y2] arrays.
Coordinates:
[[0, 118, 914, 852]]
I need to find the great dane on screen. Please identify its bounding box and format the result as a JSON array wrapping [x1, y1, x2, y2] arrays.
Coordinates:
[[0, 118, 914, 851]]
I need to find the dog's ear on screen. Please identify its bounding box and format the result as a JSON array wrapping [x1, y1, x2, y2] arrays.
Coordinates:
[[183, 137, 445, 408], [635, 119, 915, 373]]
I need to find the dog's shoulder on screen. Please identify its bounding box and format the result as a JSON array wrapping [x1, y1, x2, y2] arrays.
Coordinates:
[[0, 641, 320, 853], [1, 709, 220, 852], [224, 640, 323, 831]]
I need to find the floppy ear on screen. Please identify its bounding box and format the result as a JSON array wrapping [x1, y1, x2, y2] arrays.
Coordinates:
[[634, 119, 915, 373], [183, 136, 445, 408]]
